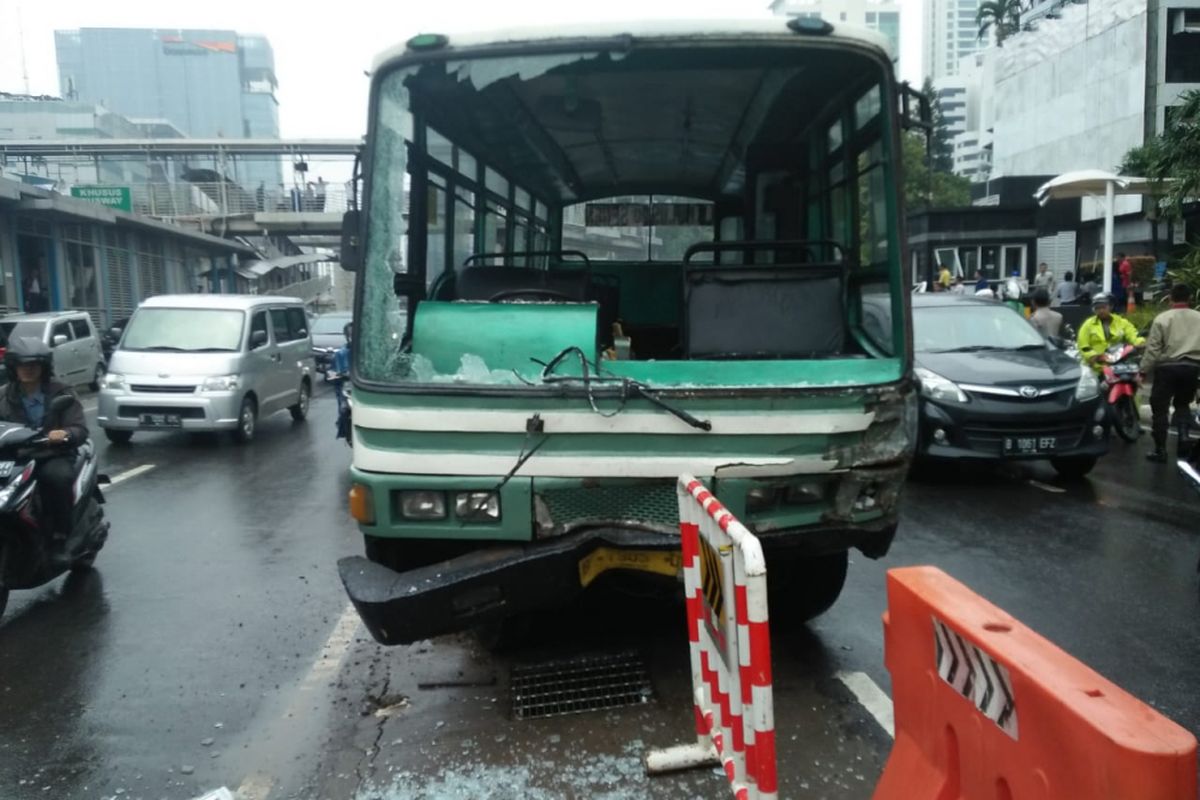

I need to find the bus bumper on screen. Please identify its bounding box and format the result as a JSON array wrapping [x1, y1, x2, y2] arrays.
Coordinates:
[[338, 527, 679, 645], [338, 517, 897, 645]]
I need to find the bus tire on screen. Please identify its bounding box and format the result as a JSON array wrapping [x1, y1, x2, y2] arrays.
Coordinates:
[[768, 550, 849, 626]]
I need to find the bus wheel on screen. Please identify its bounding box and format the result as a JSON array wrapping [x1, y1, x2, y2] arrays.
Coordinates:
[[768, 551, 849, 626]]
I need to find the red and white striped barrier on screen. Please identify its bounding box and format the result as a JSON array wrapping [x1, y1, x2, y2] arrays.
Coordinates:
[[645, 474, 777, 800]]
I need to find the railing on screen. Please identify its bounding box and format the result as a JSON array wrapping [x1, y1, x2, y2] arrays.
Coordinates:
[[130, 182, 359, 220]]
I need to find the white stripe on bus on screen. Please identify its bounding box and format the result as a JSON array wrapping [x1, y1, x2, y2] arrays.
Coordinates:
[[352, 406, 875, 436], [352, 450, 834, 478]]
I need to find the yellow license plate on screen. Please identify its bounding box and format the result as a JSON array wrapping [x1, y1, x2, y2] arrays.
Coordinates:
[[578, 548, 682, 588]]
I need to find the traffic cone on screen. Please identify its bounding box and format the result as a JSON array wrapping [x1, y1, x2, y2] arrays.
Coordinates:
[[1127, 290, 1137, 314]]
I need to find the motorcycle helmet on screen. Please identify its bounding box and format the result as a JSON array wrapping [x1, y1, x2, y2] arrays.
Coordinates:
[[4, 337, 53, 384], [1091, 292, 1114, 309]]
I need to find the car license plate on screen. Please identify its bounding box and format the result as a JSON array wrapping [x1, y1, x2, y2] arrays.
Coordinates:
[[0, 461, 15, 479], [578, 548, 681, 588], [1003, 435, 1057, 455], [139, 413, 182, 428]]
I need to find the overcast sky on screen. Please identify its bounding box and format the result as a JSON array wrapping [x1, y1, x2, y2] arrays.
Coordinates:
[[0, 0, 924, 140]]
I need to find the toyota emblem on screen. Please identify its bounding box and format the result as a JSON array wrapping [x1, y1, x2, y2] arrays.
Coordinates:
[[1019, 385, 1039, 399]]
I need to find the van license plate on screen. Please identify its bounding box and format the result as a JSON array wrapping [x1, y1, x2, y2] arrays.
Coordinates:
[[1003, 435, 1057, 455], [140, 413, 182, 428]]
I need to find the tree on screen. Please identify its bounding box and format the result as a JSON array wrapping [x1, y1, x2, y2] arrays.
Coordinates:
[[922, 76, 955, 174], [976, 0, 1025, 46], [902, 132, 972, 212], [1120, 89, 1200, 221]]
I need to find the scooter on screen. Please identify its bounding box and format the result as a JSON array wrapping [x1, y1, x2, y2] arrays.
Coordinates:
[[0, 396, 110, 620], [1097, 343, 1142, 442]]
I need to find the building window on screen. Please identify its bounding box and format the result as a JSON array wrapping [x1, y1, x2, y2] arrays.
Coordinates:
[[1166, 9, 1200, 83]]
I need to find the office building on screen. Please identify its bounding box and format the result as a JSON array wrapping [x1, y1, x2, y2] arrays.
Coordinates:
[[924, 0, 988, 79]]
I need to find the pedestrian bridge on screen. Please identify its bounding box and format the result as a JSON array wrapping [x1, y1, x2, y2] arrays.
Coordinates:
[[0, 138, 362, 237]]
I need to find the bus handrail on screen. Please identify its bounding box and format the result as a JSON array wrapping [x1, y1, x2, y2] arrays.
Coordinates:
[[682, 239, 847, 266], [462, 250, 593, 271]]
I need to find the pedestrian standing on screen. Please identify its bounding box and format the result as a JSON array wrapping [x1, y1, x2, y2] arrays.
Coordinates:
[[1033, 262, 1055, 294], [973, 270, 989, 293], [1114, 252, 1133, 309], [1054, 271, 1080, 305], [1140, 283, 1200, 462], [938, 263, 953, 291], [1029, 289, 1063, 338]]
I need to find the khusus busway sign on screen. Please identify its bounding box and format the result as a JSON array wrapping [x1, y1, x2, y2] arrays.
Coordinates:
[[70, 185, 132, 212]]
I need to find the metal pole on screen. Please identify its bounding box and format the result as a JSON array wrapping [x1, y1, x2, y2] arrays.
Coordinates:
[[1103, 180, 1115, 294]]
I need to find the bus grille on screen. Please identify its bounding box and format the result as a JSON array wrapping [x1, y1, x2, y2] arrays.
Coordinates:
[[537, 482, 678, 532]]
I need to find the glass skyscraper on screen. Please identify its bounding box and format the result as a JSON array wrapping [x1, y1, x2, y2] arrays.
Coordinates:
[[55, 28, 282, 188]]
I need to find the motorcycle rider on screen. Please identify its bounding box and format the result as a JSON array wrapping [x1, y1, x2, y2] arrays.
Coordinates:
[[1140, 283, 1200, 462], [1077, 292, 1144, 373], [0, 337, 88, 545]]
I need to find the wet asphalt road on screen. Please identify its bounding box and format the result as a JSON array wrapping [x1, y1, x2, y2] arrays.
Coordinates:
[[1, 393, 1198, 799]]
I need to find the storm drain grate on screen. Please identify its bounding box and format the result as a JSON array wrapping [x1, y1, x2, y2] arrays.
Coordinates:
[[510, 650, 654, 720]]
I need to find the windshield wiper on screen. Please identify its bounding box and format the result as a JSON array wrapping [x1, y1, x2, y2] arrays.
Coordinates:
[[1012, 343, 1048, 351], [536, 347, 712, 432], [182, 347, 237, 353], [131, 345, 188, 352]]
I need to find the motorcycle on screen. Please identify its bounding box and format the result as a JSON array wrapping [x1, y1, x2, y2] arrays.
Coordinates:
[[1097, 343, 1142, 442], [0, 395, 110, 620], [328, 371, 352, 447]]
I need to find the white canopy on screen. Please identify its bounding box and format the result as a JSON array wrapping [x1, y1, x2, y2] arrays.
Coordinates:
[[1033, 171, 1161, 294], [1034, 170, 1158, 205]]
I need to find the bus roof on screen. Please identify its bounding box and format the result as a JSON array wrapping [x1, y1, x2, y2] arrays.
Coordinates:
[[372, 17, 892, 72]]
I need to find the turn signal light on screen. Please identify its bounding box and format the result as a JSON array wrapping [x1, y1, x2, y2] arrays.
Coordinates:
[[349, 483, 375, 525]]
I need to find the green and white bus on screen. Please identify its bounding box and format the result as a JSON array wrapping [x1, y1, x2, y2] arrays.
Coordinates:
[[338, 18, 920, 645]]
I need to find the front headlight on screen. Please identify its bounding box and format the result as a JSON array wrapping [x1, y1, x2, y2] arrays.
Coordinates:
[[454, 492, 501, 521], [101, 372, 126, 390], [201, 375, 240, 392], [915, 367, 969, 404], [1075, 369, 1100, 401], [398, 490, 447, 520]]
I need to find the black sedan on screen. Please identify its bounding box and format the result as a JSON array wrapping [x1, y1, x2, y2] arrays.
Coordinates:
[[865, 294, 1109, 479]]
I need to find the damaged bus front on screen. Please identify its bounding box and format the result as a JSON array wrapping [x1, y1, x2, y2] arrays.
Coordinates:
[[338, 19, 917, 645]]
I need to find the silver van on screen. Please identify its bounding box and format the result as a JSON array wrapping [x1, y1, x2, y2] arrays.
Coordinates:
[[98, 295, 315, 444], [0, 311, 107, 390]]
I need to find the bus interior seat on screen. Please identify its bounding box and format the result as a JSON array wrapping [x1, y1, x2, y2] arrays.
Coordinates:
[[454, 265, 591, 302], [683, 264, 846, 359]]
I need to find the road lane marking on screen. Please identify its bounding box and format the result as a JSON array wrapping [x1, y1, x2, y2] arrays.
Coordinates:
[[108, 464, 156, 486], [836, 670, 894, 738], [235, 603, 362, 800], [83, 401, 98, 414]]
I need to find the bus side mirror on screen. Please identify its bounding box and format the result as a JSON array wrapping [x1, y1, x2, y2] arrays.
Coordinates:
[[340, 210, 362, 272], [899, 82, 933, 133]]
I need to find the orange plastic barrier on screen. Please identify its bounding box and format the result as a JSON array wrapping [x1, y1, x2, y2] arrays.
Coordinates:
[[874, 566, 1197, 800]]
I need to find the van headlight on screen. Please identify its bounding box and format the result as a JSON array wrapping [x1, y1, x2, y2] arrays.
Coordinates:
[[1075, 369, 1100, 401], [915, 367, 968, 404], [101, 372, 126, 390], [201, 375, 240, 392]]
